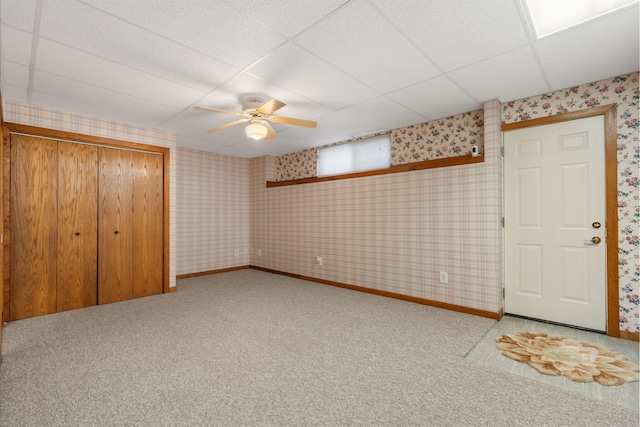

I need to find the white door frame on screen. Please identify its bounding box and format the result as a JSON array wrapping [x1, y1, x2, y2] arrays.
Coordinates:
[[501, 104, 619, 338]]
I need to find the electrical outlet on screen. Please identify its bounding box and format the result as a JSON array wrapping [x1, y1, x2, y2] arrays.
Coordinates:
[[316, 256, 323, 266], [257, 249, 262, 257], [234, 249, 240, 257], [439, 271, 448, 284]]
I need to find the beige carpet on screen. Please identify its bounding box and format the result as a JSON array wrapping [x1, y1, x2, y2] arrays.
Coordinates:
[[497, 332, 640, 386], [2, 270, 639, 426]]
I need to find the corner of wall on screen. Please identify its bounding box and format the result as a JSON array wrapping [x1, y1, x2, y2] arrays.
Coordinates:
[[483, 98, 504, 314]]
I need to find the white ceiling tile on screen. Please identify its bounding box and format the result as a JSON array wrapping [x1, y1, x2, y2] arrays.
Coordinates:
[[387, 75, 481, 120], [210, 142, 256, 158], [229, 0, 349, 37], [29, 91, 161, 128], [197, 73, 280, 109], [373, 0, 530, 72], [0, 0, 37, 32], [152, 119, 210, 139], [174, 136, 239, 153], [160, 122, 243, 150], [2, 61, 29, 88], [34, 39, 207, 109], [197, 72, 333, 120], [258, 144, 300, 157], [534, 6, 640, 91], [448, 46, 549, 104], [246, 43, 377, 109], [307, 101, 396, 139], [83, 0, 286, 69], [247, 140, 301, 156], [1, 0, 637, 157], [38, 1, 239, 92], [168, 109, 229, 130], [314, 107, 385, 138], [352, 97, 426, 131], [277, 123, 347, 146], [1, 25, 33, 65], [214, 140, 290, 158], [1, 84, 28, 103], [268, 135, 326, 151], [294, 0, 440, 93], [32, 70, 181, 122]]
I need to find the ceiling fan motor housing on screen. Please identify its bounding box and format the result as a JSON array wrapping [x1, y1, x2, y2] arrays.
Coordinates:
[[242, 101, 264, 113]]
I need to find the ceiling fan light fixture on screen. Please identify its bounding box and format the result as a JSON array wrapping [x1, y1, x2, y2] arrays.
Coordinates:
[[197, 98, 317, 138], [246, 121, 268, 140]]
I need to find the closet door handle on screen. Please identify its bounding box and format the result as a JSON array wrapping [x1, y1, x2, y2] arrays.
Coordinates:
[[114, 230, 119, 235], [75, 232, 81, 236]]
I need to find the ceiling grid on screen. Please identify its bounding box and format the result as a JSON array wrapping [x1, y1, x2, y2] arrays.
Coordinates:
[[0, 0, 637, 157]]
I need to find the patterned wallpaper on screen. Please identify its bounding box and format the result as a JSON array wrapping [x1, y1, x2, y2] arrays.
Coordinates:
[[2, 100, 178, 289], [275, 148, 317, 181], [391, 109, 484, 164], [251, 100, 503, 316], [176, 148, 250, 275], [274, 109, 484, 181], [503, 71, 639, 334]]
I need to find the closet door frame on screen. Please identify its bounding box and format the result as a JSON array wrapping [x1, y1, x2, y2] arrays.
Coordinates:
[[2, 123, 171, 322]]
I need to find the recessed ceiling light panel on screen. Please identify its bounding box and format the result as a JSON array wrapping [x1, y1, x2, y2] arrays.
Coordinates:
[[524, 0, 638, 39]]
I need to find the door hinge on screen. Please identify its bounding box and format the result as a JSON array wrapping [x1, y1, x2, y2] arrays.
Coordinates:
[[501, 217, 505, 228], [500, 146, 504, 157], [502, 288, 505, 299]]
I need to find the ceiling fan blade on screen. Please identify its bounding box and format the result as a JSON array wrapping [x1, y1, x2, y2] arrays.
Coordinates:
[[257, 99, 286, 115], [268, 115, 318, 128], [262, 121, 278, 139], [207, 118, 250, 133], [195, 106, 247, 116]]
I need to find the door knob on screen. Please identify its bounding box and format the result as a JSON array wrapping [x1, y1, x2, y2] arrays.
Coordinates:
[[585, 236, 601, 244], [592, 221, 601, 229], [114, 230, 119, 235]]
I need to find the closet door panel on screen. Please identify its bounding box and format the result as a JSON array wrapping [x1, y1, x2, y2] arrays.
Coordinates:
[[132, 151, 163, 298], [10, 135, 58, 320], [57, 142, 98, 311], [98, 147, 133, 304]]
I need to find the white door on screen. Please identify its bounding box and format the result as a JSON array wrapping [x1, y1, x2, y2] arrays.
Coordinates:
[[504, 116, 606, 331]]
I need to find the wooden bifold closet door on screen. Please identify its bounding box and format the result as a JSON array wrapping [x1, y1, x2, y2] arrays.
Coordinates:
[[98, 148, 163, 304], [12, 138, 98, 320], [10, 135, 164, 320], [10, 135, 58, 319], [58, 142, 98, 312], [98, 147, 134, 304], [131, 151, 163, 299]]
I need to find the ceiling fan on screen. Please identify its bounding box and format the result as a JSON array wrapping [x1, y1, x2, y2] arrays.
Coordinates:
[[194, 98, 317, 140]]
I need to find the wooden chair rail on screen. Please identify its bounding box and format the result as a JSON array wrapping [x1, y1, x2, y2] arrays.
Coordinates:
[[267, 154, 484, 187]]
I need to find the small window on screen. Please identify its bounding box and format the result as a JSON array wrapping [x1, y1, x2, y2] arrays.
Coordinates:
[[317, 135, 391, 177]]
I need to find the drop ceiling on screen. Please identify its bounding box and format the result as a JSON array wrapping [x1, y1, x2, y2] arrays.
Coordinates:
[[1, 0, 638, 158]]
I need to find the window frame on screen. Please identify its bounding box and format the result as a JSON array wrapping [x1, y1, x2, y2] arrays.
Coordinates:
[[317, 135, 391, 178]]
